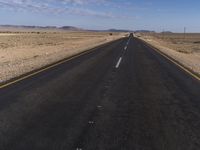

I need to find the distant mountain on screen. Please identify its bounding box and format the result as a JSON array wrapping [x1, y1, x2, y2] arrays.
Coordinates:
[[107, 29, 132, 32], [0, 25, 57, 29], [134, 30, 155, 33], [102, 29, 155, 33], [86, 29, 132, 32], [161, 31, 173, 33], [0, 25, 156, 33], [60, 26, 83, 31]]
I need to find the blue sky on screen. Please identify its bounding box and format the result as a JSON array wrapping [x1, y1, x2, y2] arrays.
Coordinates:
[[0, 0, 200, 32]]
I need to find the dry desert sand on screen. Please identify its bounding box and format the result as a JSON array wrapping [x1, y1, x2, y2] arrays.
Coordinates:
[[0, 31, 126, 83], [137, 33, 200, 76]]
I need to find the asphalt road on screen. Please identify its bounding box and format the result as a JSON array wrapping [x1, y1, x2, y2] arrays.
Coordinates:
[[0, 34, 200, 150]]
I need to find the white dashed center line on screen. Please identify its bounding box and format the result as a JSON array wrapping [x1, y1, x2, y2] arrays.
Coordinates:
[[126, 37, 130, 46], [124, 46, 127, 50], [88, 121, 94, 124], [115, 57, 122, 68], [115, 37, 130, 69], [97, 105, 102, 108]]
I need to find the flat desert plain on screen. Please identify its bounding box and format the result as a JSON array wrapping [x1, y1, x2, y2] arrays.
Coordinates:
[[138, 33, 200, 76], [0, 30, 126, 83]]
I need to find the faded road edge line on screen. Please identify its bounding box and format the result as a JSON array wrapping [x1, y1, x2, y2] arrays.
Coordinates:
[[0, 38, 125, 89], [139, 38, 200, 81], [0, 51, 92, 89]]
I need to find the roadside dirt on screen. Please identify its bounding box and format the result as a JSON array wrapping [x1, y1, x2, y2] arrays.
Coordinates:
[[137, 33, 200, 76], [0, 31, 126, 83]]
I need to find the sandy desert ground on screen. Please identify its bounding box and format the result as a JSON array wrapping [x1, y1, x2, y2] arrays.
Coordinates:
[[137, 33, 200, 76], [0, 31, 126, 83]]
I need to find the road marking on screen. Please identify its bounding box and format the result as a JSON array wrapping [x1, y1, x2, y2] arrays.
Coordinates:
[[115, 37, 130, 69], [127, 37, 131, 46], [88, 121, 94, 124], [0, 39, 121, 89], [0, 51, 90, 89], [125, 37, 130, 49], [115, 57, 122, 68], [97, 105, 102, 108], [144, 42, 200, 81], [124, 46, 127, 50], [127, 41, 129, 45]]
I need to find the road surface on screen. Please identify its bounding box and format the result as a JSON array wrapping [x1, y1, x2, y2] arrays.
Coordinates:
[[0, 34, 200, 150]]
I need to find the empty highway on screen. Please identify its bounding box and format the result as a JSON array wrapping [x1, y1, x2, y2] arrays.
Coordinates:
[[0, 34, 200, 150]]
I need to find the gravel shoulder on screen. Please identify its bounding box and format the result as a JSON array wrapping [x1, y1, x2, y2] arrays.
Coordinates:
[[0, 31, 126, 83], [137, 34, 200, 76]]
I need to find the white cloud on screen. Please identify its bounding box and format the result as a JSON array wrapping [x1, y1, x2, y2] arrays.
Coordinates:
[[0, 0, 115, 18], [59, 0, 109, 5]]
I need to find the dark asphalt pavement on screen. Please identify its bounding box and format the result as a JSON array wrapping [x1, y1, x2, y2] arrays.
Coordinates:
[[0, 34, 200, 150]]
